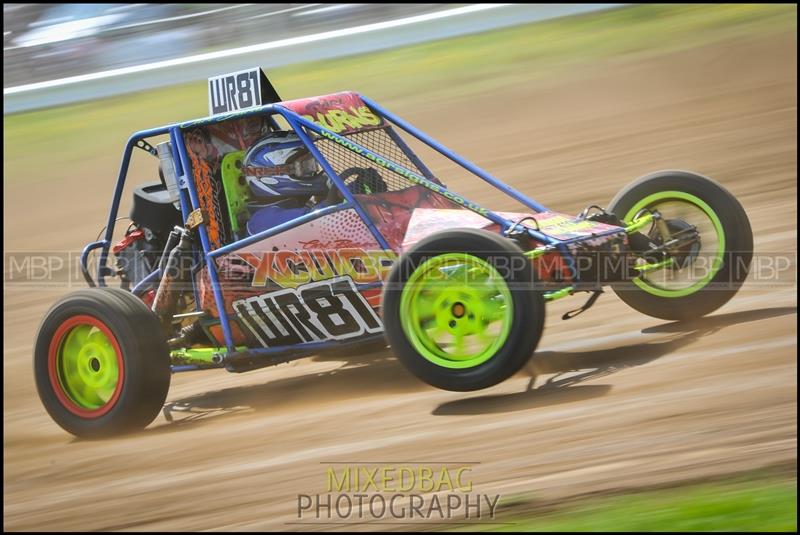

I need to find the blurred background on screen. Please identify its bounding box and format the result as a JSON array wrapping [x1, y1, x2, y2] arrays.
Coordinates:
[[3, 4, 447, 87], [4, 3, 797, 532], [3, 3, 620, 112]]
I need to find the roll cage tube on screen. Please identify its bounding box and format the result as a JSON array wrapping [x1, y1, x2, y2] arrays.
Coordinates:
[[85, 124, 180, 287], [360, 95, 550, 215], [283, 112, 514, 231]]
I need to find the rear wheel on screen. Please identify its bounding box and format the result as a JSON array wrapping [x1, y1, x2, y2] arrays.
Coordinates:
[[34, 288, 171, 437], [608, 170, 753, 321], [382, 229, 544, 391]]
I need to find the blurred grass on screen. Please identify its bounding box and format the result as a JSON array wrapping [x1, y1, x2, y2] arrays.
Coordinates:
[[3, 4, 796, 180], [467, 476, 797, 532]]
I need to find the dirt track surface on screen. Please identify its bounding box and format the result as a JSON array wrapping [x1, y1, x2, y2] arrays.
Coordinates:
[[4, 35, 797, 530]]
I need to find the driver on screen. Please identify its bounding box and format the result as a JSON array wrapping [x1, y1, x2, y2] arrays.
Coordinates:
[[243, 131, 334, 235]]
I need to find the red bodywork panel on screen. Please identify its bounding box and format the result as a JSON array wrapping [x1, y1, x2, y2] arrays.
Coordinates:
[[196, 193, 626, 347]]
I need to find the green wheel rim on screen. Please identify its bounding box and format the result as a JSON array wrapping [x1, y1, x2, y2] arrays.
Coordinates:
[[56, 323, 121, 410], [399, 253, 514, 369], [624, 191, 726, 298]]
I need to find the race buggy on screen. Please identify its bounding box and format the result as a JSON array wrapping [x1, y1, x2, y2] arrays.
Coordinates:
[[34, 69, 753, 437]]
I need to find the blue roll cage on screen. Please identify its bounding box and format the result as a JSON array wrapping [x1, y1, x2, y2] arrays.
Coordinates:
[[81, 93, 622, 368]]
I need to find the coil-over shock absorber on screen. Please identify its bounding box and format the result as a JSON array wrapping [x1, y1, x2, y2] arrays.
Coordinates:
[[152, 226, 194, 332]]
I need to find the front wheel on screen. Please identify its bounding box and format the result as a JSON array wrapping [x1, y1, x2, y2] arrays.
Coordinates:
[[382, 228, 545, 391], [34, 288, 171, 438], [608, 170, 753, 321]]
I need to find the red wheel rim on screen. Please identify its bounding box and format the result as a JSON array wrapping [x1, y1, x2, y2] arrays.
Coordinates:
[[47, 315, 125, 418]]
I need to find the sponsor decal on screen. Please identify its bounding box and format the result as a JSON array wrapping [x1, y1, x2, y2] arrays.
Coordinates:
[[538, 214, 596, 230], [533, 213, 625, 240], [283, 92, 383, 134], [185, 136, 225, 248], [302, 105, 382, 134], [233, 275, 383, 347], [238, 245, 396, 289]]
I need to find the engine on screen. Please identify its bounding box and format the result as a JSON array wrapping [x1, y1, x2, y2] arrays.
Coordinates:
[[114, 181, 182, 289]]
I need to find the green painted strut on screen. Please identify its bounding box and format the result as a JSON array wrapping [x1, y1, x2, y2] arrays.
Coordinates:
[[170, 346, 247, 365], [633, 258, 675, 273], [524, 247, 551, 259], [520, 213, 668, 297], [623, 212, 654, 234], [543, 286, 574, 302]]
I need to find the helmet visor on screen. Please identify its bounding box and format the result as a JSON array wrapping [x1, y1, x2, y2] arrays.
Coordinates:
[[291, 152, 319, 179]]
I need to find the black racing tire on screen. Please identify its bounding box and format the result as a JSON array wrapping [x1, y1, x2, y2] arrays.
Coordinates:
[[382, 228, 545, 391], [34, 288, 171, 438], [608, 170, 753, 321]]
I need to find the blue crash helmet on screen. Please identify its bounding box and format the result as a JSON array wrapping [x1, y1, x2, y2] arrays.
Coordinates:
[[243, 131, 327, 199]]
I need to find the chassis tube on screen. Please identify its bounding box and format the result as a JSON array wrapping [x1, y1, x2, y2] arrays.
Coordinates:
[[80, 240, 106, 286], [96, 126, 174, 286], [170, 126, 237, 352], [362, 95, 550, 214], [208, 203, 352, 258], [131, 268, 161, 296], [283, 110, 522, 236], [278, 110, 392, 251], [97, 140, 133, 286], [168, 138, 203, 311]]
